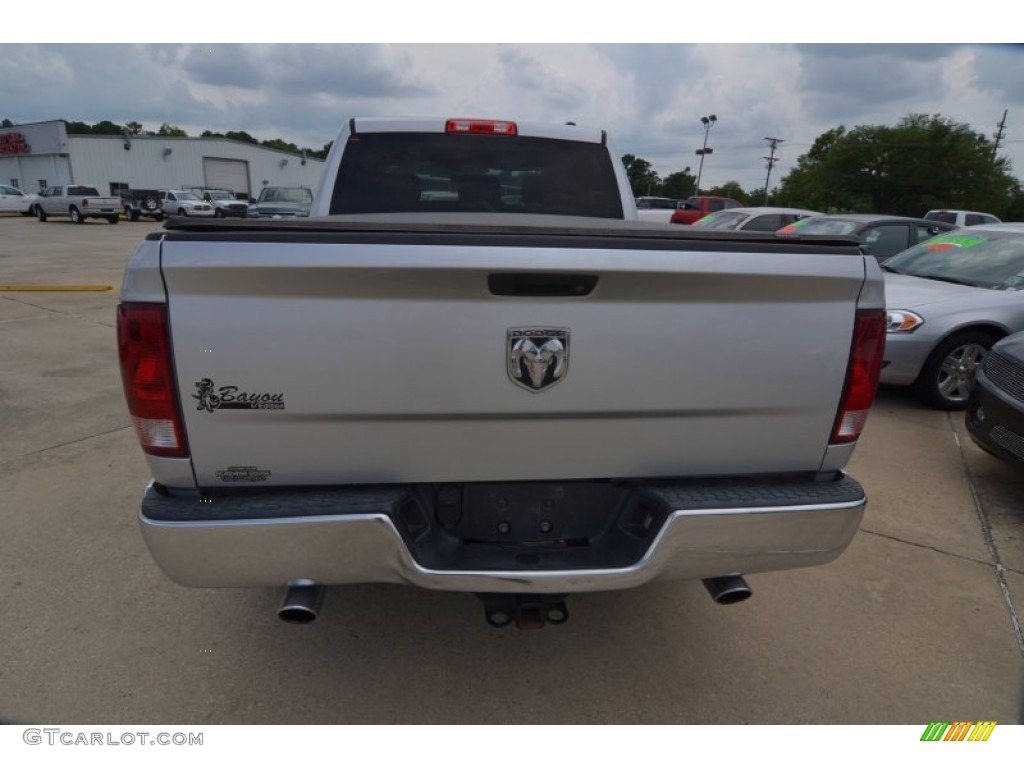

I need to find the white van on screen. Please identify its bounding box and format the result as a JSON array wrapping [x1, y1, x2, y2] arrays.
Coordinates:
[[924, 209, 1001, 227]]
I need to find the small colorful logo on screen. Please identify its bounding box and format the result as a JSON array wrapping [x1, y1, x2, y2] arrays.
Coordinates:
[[920, 721, 996, 741]]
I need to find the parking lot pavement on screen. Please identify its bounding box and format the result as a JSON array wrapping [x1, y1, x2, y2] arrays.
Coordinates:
[[1, 215, 1021, 724]]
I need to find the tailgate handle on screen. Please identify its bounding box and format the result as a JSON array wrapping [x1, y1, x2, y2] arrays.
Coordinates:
[[488, 273, 597, 297]]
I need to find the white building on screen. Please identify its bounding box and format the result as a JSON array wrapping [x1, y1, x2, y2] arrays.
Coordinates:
[[0, 120, 326, 200]]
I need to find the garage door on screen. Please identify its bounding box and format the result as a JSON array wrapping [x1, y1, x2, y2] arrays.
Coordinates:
[[203, 158, 250, 197]]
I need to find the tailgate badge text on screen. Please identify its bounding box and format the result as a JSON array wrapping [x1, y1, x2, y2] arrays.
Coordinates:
[[507, 328, 570, 393], [194, 378, 286, 411]]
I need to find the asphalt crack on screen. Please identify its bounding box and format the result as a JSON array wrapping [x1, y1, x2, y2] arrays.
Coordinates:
[[0, 294, 116, 328], [858, 527, 998, 568], [0, 425, 134, 466], [950, 415, 1024, 657]]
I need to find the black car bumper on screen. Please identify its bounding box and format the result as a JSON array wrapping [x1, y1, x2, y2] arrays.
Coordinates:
[[967, 361, 1024, 465]]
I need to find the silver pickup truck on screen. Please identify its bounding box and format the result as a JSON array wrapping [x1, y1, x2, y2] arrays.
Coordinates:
[[35, 184, 122, 224], [117, 117, 886, 628]]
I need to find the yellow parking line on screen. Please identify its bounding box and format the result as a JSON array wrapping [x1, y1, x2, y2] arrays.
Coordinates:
[[0, 285, 113, 292]]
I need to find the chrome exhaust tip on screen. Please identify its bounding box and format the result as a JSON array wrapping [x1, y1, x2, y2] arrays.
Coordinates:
[[277, 580, 325, 624], [702, 575, 752, 605]]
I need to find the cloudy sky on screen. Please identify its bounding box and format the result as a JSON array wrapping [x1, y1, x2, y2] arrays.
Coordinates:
[[4, 16, 1022, 195]]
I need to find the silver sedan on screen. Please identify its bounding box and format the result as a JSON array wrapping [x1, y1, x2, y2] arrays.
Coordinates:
[[880, 223, 1024, 409]]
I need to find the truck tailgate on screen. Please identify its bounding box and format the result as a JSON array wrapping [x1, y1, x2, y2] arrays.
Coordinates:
[[158, 228, 867, 486]]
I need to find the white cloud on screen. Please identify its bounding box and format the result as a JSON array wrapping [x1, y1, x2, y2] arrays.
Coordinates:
[[2, 42, 1022, 192]]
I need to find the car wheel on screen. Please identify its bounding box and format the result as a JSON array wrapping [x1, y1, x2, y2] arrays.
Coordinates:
[[107, 214, 119, 224], [215, 209, 225, 218], [178, 208, 188, 217], [913, 330, 995, 410], [143, 197, 159, 212], [70, 206, 84, 224], [35, 205, 47, 222]]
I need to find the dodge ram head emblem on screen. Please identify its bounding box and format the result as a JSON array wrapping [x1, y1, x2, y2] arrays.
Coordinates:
[[507, 328, 570, 392]]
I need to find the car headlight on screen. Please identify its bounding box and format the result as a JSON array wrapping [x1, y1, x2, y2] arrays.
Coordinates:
[[886, 310, 924, 333]]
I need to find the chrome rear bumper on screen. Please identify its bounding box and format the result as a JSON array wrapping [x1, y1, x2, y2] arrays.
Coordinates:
[[138, 476, 865, 593]]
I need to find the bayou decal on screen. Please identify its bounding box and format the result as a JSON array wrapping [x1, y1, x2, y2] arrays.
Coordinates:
[[193, 378, 286, 412]]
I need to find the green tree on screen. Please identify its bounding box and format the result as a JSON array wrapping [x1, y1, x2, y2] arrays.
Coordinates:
[[91, 120, 125, 136], [262, 138, 299, 153], [706, 181, 748, 205], [1, 118, 14, 128], [776, 115, 1018, 217], [301, 141, 333, 160], [662, 168, 696, 199], [63, 120, 92, 134], [125, 121, 144, 136], [157, 122, 188, 137], [225, 130, 258, 144], [621, 154, 661, 198]]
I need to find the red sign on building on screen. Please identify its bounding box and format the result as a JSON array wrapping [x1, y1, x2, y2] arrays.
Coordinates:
[[0, 132, 31, 155]]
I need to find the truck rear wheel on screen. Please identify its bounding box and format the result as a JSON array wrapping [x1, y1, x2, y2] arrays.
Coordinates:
[[107, 214, 119, 224], [70, 206, 84, 224]]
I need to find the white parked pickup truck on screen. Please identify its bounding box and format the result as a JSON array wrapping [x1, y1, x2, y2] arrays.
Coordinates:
[[118, 117, 886, 628], [35, 184, 122, 224]]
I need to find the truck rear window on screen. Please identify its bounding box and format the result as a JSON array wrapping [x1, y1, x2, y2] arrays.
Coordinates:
[[330, 132, 624, 218], [69, 186, 100, 196]]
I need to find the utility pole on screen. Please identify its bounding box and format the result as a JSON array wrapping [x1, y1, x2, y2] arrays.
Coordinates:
[[992, 109, 1008, 161], [762, 137, 783, 205]]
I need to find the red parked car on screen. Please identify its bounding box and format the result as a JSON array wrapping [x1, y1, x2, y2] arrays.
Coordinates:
[[669, 195, 743, 225]]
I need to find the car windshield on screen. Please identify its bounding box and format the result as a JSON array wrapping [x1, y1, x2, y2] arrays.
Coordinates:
[[208, 191, 233, 200], [779, 218, 860, 236], [693, 211, 748, 230], [925, 211, 958, 224], [258, 188, 313, 204], [883, 231, 1024, 291], [177, 192, 201, 201]]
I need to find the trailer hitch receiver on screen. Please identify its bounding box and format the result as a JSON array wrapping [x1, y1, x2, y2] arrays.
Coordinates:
[[477, 593, 570, 630]]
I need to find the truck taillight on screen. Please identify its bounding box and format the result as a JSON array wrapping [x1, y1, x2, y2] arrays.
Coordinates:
[[82, 199, 89, 208], [831, 309, 886, 444], [446, 119, 518, 136], [117, 302, 189, 458]]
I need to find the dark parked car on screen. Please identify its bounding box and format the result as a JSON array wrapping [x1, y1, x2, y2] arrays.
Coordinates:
[[967, 330, 1024, 466], [120, 189, 165, 221], [778, 214, 956, 261]]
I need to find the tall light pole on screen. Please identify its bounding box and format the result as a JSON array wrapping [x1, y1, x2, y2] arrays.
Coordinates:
[[694, 114, 716, 194]]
